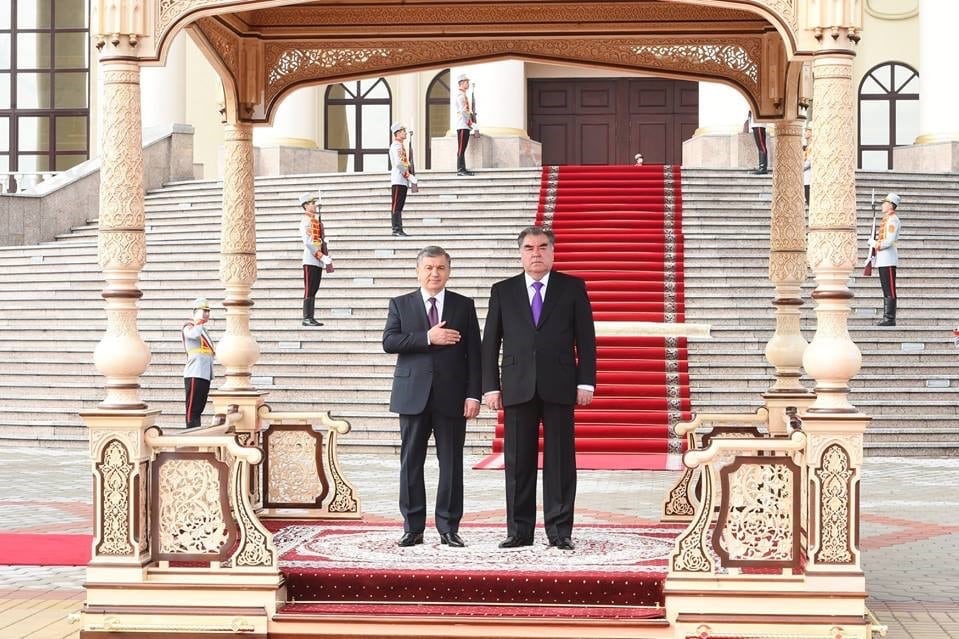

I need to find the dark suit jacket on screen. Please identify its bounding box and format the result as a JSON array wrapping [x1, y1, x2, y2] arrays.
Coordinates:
[[482, 271, 597, 406], [383, 290, 482, 417]]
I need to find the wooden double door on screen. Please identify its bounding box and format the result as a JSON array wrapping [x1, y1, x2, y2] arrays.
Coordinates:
[[528, 78, 698, 166]]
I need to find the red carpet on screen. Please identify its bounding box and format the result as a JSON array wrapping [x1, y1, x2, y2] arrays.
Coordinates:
[[268, 520, 675, 610], [478, 165, 689, 470], [279, 601, 666, 619], [0, 533, 92, 565]]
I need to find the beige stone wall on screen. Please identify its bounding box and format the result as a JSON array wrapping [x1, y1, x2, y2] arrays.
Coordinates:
[[852, 0, 919, 129]]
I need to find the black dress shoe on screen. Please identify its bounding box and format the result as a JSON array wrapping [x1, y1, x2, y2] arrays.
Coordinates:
[[498, 535, 533, 548], [550, 537, 575, 551], [397, 532, 424, 547], [439, 532, 465, 547], [392, 230, 409, 237], [301, 318, 323, 326], [457, 169, 475, 176]]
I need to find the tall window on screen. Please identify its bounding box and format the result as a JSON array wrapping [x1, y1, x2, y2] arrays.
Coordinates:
[[324, 78, 391, 172], [0, 0, 90, 181], [858, 62, 919, 170], [425, 70, 450, 169]]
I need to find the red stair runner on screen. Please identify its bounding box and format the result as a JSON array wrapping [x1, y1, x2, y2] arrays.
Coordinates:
[[476, 165, 689, 471]]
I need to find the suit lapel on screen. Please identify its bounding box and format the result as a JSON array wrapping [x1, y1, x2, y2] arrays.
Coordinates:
[[442, 291, 456, 325], [407, 291, 430, 332]]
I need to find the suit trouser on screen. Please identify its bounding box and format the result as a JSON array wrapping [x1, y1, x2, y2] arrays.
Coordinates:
[[399, 398, 466, 534], [503, 396, 576, 542], [184, 376, 211, 428]]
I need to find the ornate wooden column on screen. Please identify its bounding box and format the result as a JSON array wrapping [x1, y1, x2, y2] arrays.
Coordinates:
[[82, 6, 157, 584], [801, 2, 869, 583], [764, 119, 814, 434], [210, 123, 266, 432]]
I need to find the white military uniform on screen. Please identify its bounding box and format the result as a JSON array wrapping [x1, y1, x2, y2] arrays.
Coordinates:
[[182, 322, 215, 381], [300, 214, 324, 267], [455, 89, 472, 131], [390, 140, 410, 187], [874, 211, 900, 268]]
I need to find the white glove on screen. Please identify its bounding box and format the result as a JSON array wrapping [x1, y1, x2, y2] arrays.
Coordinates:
[[867, 238, 877, 249], [409, 175, 419, 185], [320, 255, 333, 266]]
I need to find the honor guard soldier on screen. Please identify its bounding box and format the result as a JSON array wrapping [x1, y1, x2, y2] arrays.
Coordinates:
[[454, 74, 475, 176], [389, 123, 415, 236], [869, 192, 902, 326], [182, 297, 216, 428], [299, 191, 332, 326]]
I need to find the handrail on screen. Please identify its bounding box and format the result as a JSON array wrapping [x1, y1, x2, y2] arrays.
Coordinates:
[[674, 406, 769, 436], [144, 426, 262, 464], [684, 430, 806, 468], [258, 406, 350, 435]]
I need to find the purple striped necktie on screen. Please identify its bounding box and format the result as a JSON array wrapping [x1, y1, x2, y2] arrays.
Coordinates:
[[531, 281, 544, 325], [428, 297, 439, 327]]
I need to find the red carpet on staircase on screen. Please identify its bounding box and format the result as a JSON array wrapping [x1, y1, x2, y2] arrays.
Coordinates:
[[476, 165, 690, 471]]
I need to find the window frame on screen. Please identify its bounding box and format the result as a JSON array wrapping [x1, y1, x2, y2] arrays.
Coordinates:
[[0, 0, 90, 184], [857, 61, 919, 170], [323, 78, 392, 172], [424, 69, 450, 169]]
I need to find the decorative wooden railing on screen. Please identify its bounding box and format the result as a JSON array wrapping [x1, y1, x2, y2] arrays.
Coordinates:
[[662, 407, 770, 521], [256, 405, 362, 518], [669, 428, 807, 575], [143, 422, 278, 571]]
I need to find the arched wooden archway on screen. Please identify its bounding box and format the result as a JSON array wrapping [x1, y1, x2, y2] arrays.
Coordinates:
[[110, 0, 818, 126]]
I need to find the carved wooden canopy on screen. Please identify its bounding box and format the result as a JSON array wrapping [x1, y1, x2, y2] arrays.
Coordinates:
[[155, 0, 809, 123]]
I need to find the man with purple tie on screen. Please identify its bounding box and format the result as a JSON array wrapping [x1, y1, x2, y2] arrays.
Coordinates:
[[383, 246, 482, 548], [482, 226, 597, 551]]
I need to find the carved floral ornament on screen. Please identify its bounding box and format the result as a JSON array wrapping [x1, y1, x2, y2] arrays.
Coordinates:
[[261, 37, 764, 113]]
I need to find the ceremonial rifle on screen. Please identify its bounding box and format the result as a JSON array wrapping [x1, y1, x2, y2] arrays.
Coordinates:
[[408, 130, 419, 193], [863, 189, 877, 277], [470, 83, 479, 136]]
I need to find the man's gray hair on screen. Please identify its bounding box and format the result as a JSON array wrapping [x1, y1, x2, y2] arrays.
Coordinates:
[[517, 226, 555, 248], [416, 245, 452, 265]]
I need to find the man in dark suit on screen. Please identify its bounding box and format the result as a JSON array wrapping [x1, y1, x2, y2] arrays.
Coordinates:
[[482, 226, 596, 551], [383, 246, 482, 548]]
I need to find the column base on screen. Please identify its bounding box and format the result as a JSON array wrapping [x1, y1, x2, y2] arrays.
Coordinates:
[[217, 145, 340, 177], [430, 134, 542, 170], [209, 390, 268, 435], [762, 391, 815, 436], [682, 131, 777, 170], [893, 140, 959, 173]]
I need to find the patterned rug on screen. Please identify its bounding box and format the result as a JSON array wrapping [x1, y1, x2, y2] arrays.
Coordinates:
[[272, 521, 680, 607]]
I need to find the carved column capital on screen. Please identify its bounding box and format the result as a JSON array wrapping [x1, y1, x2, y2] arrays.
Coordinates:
[[92, 0, 150, 57], [806, 0, 863, 50]]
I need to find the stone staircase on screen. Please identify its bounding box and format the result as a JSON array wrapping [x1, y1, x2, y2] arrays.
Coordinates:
[[0, 170, 540, 450], [0, 167, 956, 456], [683, 169, 959, 456]]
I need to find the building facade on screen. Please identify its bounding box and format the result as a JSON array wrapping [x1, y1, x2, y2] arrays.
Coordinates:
[[3, 1, 954, 186]]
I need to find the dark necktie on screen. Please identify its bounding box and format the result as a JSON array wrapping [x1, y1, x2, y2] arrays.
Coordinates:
[[428, 297, 439, 327], [531, 281, 544, 325]]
